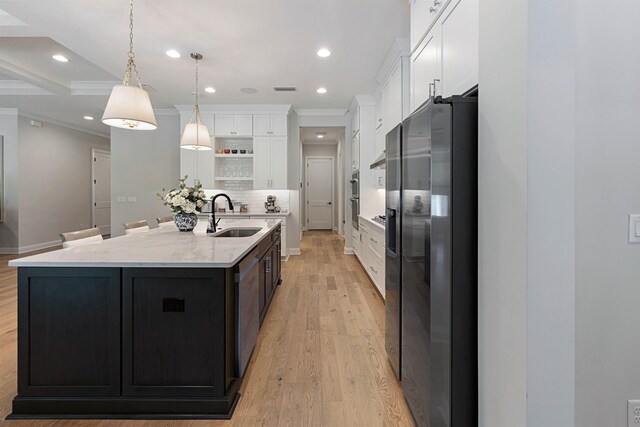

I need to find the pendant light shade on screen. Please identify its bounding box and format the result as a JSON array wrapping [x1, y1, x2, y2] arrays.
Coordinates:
[[180, 122, 212, 150], [103, 85, 157, 130], [180, 52, 212, 151], [102, 0, 157, 131]]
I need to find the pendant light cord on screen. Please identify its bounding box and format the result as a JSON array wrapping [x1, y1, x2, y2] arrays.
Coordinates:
[[122, 0, 143, 88], [194, 54, 201, 181]]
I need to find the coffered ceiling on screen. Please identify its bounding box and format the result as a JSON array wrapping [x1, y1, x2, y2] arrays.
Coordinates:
[[0, 1, 409, 136]]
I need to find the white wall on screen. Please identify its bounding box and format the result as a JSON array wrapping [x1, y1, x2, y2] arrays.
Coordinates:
[[0, 109, 19, 252], [289, 112, 351, 252], [110, 112, 180, 237], [574, 3, 640, 426], [17, 116, 110, 249], [301, 143, 338, 229], [478, 1, 528, 426]]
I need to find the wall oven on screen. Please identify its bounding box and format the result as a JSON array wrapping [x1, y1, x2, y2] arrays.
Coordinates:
[[350, 171, 359, 230], [350, 197, 359, 230]]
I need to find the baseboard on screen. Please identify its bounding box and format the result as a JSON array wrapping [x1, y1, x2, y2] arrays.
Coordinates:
[[343, 247, 354, 255], [18, 240, 61, 254], [0, 240, 60, 255], [288, 248, 301, 256]]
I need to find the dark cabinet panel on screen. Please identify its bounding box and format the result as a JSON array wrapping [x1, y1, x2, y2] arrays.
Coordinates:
[[122, 268, 228, 397], [17, 268, 120, 397]]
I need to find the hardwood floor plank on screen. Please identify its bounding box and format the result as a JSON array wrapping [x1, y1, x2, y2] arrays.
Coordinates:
[[0, 231, 414, 427]]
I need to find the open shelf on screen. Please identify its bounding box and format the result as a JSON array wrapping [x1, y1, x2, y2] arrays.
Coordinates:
[[215, 154, 254, 158], [214, 177, 254, 181]]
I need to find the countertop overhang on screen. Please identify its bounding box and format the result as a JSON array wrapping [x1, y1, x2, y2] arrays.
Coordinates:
[[8, 218, 282, 269]]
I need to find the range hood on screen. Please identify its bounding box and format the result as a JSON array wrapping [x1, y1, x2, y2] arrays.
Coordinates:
[[370, 150, 386, 169]]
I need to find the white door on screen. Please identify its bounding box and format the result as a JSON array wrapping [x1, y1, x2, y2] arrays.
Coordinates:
[[270, 115, 288, 136], [306, 157, 333, 230], [440, 0, 479, 96], [269, 137, 288, 189], [253, 115, 271, 136], [411, 29, 441, 112], [234, 115, 253, 136], [253, 137, 271, 189], [214, 114, 235, 136], [92, 149, 111, 236]]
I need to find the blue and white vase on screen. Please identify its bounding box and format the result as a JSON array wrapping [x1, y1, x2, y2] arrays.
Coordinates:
[[174, 212, 198, 232]]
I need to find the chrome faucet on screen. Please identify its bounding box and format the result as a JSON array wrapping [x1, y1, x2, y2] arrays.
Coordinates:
[[207, 193, 234, 234]]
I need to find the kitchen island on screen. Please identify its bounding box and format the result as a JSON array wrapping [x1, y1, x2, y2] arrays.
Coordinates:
[[7, 219, 282, 419]]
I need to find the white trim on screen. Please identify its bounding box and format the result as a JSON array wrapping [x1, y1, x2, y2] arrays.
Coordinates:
[[70, 80, 120, 95], [0, 58, 70, 95], [19, 113, 109, 139], [91, 148, 111, 236], [0, 108, 18, 115], [0, 240, 61, 255], [375, 37, 410, 84], [343, 247, 354, 255], [305, 155, 335, 230], [294, 108, 348, 116], [174, 104, 292, 115], [0, 80, 54, 95], [288, 248, 301, 256]]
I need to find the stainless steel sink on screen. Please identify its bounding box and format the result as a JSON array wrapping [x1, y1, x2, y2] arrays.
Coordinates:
[[213, 227, 262, 238]]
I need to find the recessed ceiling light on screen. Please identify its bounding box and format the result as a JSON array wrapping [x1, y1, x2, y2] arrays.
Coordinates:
[[52, 54, 69, 63], [83, 116, 94, 121], [317, 48, 331, 58], [240, 87, 258, 94], [205, 87, 216, 93], [317, 134, 324, 139], [165, 49, 181, 58], [316, 87, 327, 94]]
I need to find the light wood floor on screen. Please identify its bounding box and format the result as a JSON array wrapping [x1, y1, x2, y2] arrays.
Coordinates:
[[0, 231, 414, 427]]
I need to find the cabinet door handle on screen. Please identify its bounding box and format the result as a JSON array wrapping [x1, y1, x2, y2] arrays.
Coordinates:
[[433, 78, 440, 95], [370, 237, 378, 244], [433, 0, 440, 5], [429, 6, 437, 13], [266, 257, 272, 273], [429, 82, 434, 97]]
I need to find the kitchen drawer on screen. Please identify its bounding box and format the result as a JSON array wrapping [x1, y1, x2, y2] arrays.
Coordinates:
[[367, 233, 384, 264], [365, 254, 385, 294]]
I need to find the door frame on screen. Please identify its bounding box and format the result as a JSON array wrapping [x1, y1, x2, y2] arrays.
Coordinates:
[[305, 155, 335, 230], [91, 148, 111, 235]]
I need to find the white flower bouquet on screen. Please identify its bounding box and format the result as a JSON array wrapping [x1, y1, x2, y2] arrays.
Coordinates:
[[158, 176, 208, 214]]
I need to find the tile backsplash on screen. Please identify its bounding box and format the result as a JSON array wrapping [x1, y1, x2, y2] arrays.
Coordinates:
[[202, 189, 290, 214]]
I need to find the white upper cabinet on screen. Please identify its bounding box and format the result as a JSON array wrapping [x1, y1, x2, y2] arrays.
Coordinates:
[[351, 106, 360, 137], [352, 132, 360, 171], [411, 0, 441, 52], [253, 136, 288, 190], [253, 114, 287, 136], [439, 0, 479, 97], [411, 29, 441, 112], [215, 114, 253, 136], [375, 94, 383, 131], [410, 0, 478, 113], [383, 60, 404, 134]]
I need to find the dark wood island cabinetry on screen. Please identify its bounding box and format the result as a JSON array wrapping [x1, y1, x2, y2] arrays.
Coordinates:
[[8, 221, 282, 419]]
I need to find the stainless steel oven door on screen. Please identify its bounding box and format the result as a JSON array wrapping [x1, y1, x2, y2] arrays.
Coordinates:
[[350, 171, 359, 198], [350, 197, 359, 230]]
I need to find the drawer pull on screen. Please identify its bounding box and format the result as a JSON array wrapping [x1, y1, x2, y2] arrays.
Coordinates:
[[369, 266, 378, 274], [370, 237, 378, 244]]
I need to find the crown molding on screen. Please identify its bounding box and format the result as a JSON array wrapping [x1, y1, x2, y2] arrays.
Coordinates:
[[19, 112, 110, 139], [0, 108, 19, 115], [70, 81, 120, 96], [0, 80, 54, 96], [0, 58, 70, 95], [376, 37, 410, 85], [294, 108, 348, 117], [174, 104, 293, 115]]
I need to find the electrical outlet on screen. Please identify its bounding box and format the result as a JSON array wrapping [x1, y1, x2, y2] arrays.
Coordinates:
[[627, 400, 640, 426]]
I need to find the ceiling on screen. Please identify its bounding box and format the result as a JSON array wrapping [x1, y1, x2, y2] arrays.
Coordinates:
[[301, 126, 343, 144], [0, 1, 409, 137]]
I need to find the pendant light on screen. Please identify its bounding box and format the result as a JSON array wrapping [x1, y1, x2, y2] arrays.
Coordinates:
[[102, 0, 157, 130], [180, 53, 212, 150]]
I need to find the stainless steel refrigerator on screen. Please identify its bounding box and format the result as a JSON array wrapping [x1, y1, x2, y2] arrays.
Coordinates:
[[385, 94, 478, 427]]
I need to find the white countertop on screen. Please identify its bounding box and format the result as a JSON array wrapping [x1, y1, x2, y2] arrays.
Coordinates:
[[198, 212, 290, 218], [359, 215, 385, 232], [8, 219, 282, 269]]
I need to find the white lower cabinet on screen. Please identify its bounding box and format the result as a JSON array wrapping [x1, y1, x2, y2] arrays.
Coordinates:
[[250, 215, 288, 257], [355, 218, 385, 298]]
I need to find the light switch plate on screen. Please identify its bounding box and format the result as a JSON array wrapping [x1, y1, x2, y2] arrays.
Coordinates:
[[628, 400, 640, 426], [127, 196, 137, 203], [117, 196, 126, 203], [629, 215, 640, 243]]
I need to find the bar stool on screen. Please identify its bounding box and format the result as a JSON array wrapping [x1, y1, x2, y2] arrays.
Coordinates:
[[156, 215, 176, 229], [60, 227, 104, 249], [123, 220, 150, 235]]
